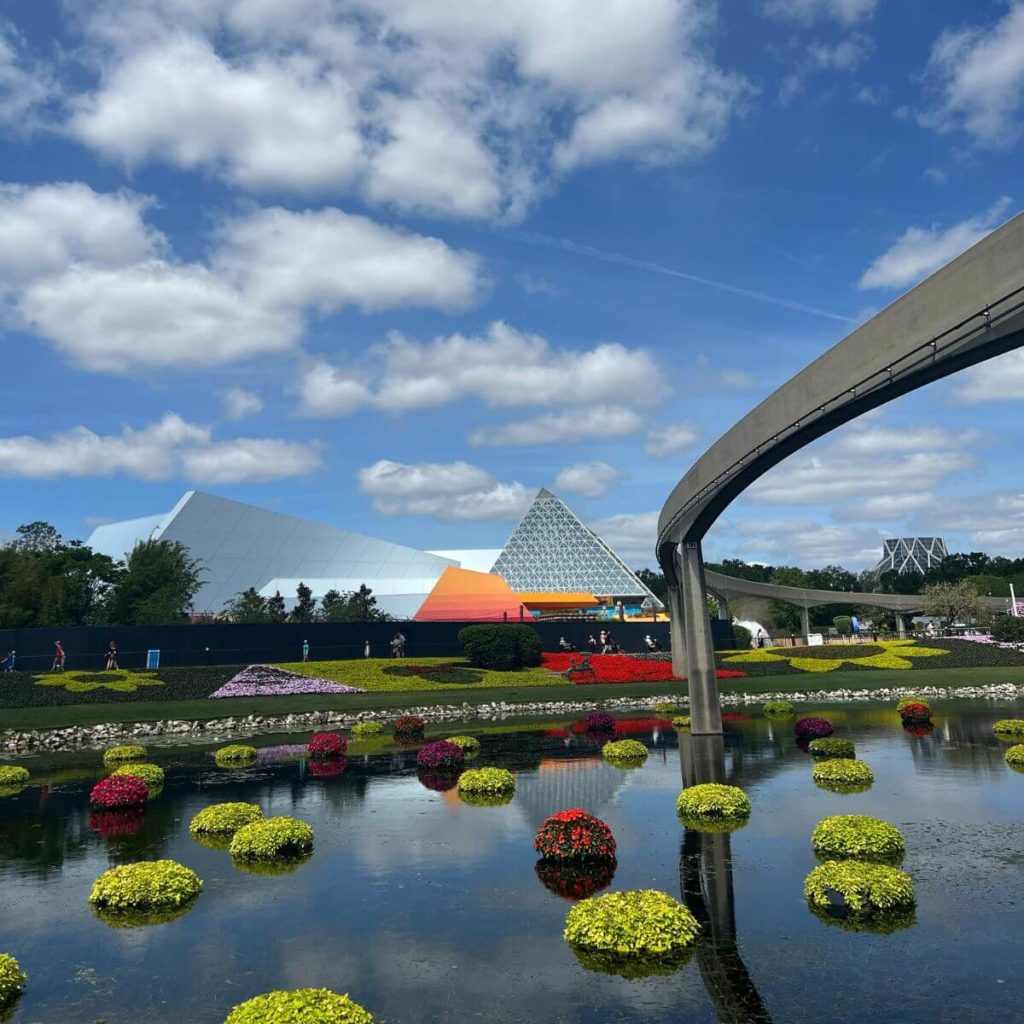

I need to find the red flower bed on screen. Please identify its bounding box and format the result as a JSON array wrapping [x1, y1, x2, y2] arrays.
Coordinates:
[[902, 721, 935, 738], [535, 808, 616, 860], [541, 653, 746, 684], [308, 756, 346, 778], [535, 858, 617, 900], [307, 732, 347, 758], [393, 715, 425, 738], [90, 774, 148, 809], [89, 808, 146, 837], [898, 702, 933, 723], [416, 739, 465, 771]]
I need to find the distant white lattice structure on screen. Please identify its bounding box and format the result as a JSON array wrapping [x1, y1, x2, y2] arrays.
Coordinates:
[[872, 537, 949, 576], [491, 488, 659, 602]]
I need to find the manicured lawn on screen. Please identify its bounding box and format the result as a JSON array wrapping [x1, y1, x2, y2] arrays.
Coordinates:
[[5, 665, 1024, 732], [281, 657, 561, 691]]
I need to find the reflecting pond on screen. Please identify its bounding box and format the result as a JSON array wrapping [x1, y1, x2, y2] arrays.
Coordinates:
[[1, 699, 1023, 1023]]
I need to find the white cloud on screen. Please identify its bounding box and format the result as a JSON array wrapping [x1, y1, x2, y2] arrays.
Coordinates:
[[1, 182, 485, 372], [0, 21, 54, 127], [0, 413, 320, 482], [694, 354, 754, 391], [69, 34, 363, 192], [956, 350, 1024, 402], [762, 0, 877, 25], [220, 388, 263, 420], [833, 424, 983, 456], [857, 197, 1012, 290], [0, 182, 162, 287], [919, 3, 1024, 148], [778, 34, 872, 105], [298, 322, 666, 418], [645, 423, 701, 458], [468, 407, 645, 447], [721, 517, 883, 568], [358, 459, 532, 520], [587, 511, 659, 566], [213, 206, 484, 314], [553, 461, 625, 498], [65, 0, 748, 220]]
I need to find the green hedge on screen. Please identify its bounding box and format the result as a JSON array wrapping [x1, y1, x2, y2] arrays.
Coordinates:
[[190, 802, 264, 836], [811, 815, 905, 862], [230, 817, 314, 860], [808, 738, 856, 760], [458, 624, 542, 670], [804, 860, 914, 917], [676, 784, 751, 826], [811, 758, 874, 787], [225, 988, 373, 1024], [89, 860, 203, 911], [993, 617, 1024, 642], [0, 953, 25, 1007], [602, 740, 648, 766]]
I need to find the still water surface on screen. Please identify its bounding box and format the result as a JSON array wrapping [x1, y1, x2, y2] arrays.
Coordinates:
[[1, 700, 1022, 1024]]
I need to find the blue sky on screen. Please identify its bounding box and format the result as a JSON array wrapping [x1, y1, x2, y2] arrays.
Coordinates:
[[3, 0, 1024, 570]]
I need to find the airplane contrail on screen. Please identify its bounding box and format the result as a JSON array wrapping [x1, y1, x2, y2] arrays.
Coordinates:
[[508, 230, 857, 324]]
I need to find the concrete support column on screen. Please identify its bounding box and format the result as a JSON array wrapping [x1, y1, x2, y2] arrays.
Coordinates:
[[681, 540, 723, 736], [896, 613, 906, 639], [666, 579, 687, 681], [800, 606, 810, 641]]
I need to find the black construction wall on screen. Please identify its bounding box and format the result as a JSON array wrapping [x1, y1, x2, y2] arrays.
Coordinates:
[[0, 618, 734, 672]]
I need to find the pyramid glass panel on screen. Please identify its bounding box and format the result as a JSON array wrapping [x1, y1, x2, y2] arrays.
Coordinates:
[[491, 489, 657, 601], [872, 537, 948, 577]]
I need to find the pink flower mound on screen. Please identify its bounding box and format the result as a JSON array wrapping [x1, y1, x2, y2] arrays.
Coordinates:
[[795, 716, 833, 739], [210, 664, 365, 698], [416, 740, 465, 771], [90, 774, 149, 809], [308, 732, 347, 758]]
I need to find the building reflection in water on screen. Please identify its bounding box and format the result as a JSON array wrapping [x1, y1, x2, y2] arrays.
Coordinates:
[[679, 733, 773, 1024]]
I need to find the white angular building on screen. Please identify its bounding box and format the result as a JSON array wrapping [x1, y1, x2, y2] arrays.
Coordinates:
[[872, 537, 949, 576]]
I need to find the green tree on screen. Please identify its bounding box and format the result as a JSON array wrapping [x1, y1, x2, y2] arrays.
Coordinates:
[[267, 591, 287, 623], [316, 584, 389, 622], [105, 540, 204, 625], [291, 582, 317, 622], [226, 587, 270, 623], [14, 521, 63, 552], [319, 589, 347, 621], [921, 580, 982, 624], [634, 568, 667, 602]]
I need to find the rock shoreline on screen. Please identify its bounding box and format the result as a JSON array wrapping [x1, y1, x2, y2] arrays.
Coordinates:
[[2, 682, 1022, 755]]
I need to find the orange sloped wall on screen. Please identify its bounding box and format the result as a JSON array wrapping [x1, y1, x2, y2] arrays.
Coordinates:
[[414, 567, 529, 621]]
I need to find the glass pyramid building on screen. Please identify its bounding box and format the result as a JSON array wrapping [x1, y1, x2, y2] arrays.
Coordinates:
[[872, 536, 948, 576], [492, 489, 659, 603]]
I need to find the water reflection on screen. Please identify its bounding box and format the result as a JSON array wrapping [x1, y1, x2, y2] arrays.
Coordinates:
[[680, 734, 773, 1024]]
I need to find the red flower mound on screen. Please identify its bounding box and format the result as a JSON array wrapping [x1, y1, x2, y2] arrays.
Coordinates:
[[902, 720, 935, 738], [393, 715, 425, 737], [898, 702, 933, 722], [89, 774, 149, 809], [308, 755, 346, 778], [535, 808, 616, 860], [541, 653, 746, 684], [584, 711, 616, 733], [795, 716, 833, 739], [418, 770, 459, 792], [415, 739, 465, 771], [535, 858, 617, 901], [89, 808, 146, 837], [307, 732, 347, 758]]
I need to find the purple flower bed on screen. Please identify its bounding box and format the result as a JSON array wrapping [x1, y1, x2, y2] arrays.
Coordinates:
[[795, 716, 833, 739], [416, 739, 465, 771], [256, 744, 308, 763], [209, 664, 365, 699]]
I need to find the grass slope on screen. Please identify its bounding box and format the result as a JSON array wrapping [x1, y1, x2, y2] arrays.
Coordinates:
[[5, 665, 1024, 732]]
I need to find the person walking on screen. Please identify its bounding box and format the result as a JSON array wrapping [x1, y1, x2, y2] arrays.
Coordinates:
[[391, 631, 406, 658], [52, 641, 66, 672], [599, 629, 608, 654], [4, 650, 14, 672], [587, 634, 597, 652], [302, 639, 310, 662], [363, 639, 371, 658], [105, 641, 118, 670]]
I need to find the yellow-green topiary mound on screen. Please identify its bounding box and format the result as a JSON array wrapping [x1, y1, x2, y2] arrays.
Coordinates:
[[811, 815, 905, 862], [654, 702, 681, 715], [0, 766, 29, 788], [672, 716, 691, 730], [215, 744, 258, 767], [225, 988, 373, 1024], [601, 740, 648, 766], [89, 860, 202, 912], [111, 763, 164, 788], [763, 700, 794, 717], [457, 767, 515, 796], [676, 784, 751, 829], [229, 817, 314, 860], [103, 744, 147, 765], [808, 738, 855, 760], [993, 719, 1024, 738], [190, 802, 264, 836], [0, 953, 26, 1007], [446, 735, 481, 753], [1005, 744, 1024, 769], [351, 721, 383, 738], [564, 889, 699, 977], [804, 860, 914, 918], [811, 758, 873, 787]]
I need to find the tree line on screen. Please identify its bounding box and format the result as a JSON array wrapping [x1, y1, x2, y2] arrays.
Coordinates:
[[0, 522, 389, 628]]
